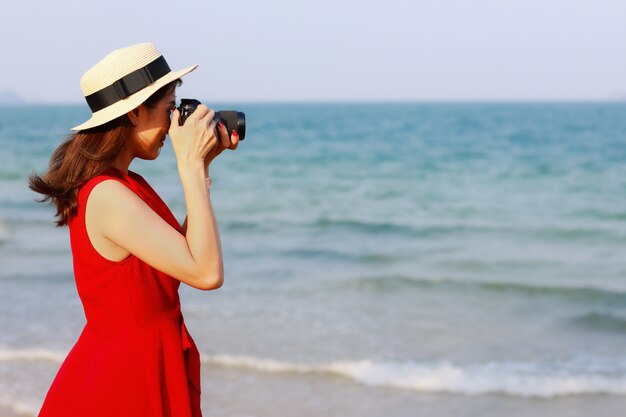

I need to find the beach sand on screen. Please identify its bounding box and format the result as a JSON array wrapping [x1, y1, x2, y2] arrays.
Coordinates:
[[0, 405, 26, 417]]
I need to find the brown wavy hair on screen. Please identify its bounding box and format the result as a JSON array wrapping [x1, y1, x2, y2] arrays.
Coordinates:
[[29, 80, 181, 227]]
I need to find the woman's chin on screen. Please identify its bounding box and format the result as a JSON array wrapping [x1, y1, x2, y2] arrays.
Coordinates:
[[137, 149, 161, 161]]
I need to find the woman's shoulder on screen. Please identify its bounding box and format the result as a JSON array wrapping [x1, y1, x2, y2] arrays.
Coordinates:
[[78, 167, 127, 198], [69, 168, 132, 226], [78, 168, 155, 210]]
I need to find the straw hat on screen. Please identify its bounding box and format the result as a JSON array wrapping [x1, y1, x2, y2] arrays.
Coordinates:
[[71, 43, 197, 131]]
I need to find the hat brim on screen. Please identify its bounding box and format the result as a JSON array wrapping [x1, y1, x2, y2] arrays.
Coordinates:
[[70, 64, 198, 131]]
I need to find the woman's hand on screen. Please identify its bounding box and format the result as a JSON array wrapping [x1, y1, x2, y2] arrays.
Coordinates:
[[169, 105, 218, 169], [204, 121, 240, 168]]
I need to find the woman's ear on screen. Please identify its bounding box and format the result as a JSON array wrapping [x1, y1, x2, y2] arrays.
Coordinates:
[[127, 107, 141, 126]]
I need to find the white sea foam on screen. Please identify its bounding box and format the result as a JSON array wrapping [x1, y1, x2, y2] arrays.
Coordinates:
[[0, 398, 39, 416], [202, 354, 626, 398], [0, 348, 66, 362], [2, 348, 626, 398]]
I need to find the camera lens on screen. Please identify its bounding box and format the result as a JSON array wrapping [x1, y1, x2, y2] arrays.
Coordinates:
[[177, 98, 246, 140]]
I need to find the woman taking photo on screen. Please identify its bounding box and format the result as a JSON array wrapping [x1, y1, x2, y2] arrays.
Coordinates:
[[30, 43, 237, 417]]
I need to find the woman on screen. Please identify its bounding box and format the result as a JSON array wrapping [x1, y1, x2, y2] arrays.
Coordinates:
[[30, 43, 237, 416]]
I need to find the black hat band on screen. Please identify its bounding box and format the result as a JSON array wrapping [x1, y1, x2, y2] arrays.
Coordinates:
[[85, 55, 171, 113]]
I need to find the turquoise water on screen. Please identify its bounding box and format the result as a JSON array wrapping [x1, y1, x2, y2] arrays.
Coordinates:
[[1, 102, 626, 416]]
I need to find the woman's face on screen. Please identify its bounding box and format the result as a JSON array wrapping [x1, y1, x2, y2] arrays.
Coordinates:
[[130, 88, 176, 160]]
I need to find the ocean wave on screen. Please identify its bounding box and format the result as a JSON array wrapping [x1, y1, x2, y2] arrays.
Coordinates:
[[87, 213, 623, 246], [346, 275, 626, 306], [277, 248, 406, 264], [2, 347, 626, 397], [0, 222, 6, 243], [202, 354, 626, 398], [281, 248, 357, 261], [223, 220, 266, 232], [0, 348, 66, 362], [0, 399, 38, 417], [312, 218, 423, 237], [569, 312, 626, 333], [310, 218, 502, 238], [306, 218, 625, 243], [574, 209, 626, 222], [532, 227, 625, 242], [0, 171, 26, 181]]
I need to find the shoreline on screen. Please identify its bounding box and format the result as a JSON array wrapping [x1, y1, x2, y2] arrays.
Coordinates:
[[0, 405, 27, 417]]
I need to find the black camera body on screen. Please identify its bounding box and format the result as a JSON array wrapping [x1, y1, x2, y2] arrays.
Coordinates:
[[177, 98, 246, 140]]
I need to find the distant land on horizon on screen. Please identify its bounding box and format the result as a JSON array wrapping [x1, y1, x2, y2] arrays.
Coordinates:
[[10, 99, 626, 105], [1, 91, 626, 106], [0, 90, 24, 104]]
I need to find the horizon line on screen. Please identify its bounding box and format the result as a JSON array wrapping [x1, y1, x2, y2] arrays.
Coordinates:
[[4, 98, 626, 106]]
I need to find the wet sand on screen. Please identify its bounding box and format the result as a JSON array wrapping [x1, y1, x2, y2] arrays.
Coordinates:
[[0, 405, 24, 417]]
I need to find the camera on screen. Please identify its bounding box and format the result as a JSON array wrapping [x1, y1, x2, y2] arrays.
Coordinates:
[[177, 98, 246, 141]]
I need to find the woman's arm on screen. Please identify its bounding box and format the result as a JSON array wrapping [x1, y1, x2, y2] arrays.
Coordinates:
[[180, 121, 238, 235], [87, 105, 234, 290], [87, 174, 223, 290]]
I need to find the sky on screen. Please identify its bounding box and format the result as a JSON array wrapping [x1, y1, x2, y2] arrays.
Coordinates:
[[0, 0, 625, 103]]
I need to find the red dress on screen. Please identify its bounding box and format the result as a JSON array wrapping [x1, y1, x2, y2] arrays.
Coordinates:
[[38, 167, 202, 417]]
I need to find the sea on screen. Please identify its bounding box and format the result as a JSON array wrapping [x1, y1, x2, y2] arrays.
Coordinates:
[[0, 102, 625, 417]]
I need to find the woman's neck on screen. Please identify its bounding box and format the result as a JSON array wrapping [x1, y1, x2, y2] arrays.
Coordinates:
[[110, 149, 134, 175]]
